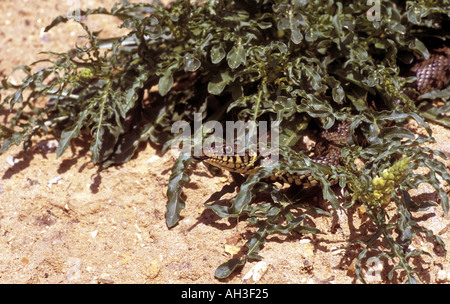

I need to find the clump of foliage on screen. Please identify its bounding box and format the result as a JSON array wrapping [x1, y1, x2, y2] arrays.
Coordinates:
[[1, 0, 449, 283]]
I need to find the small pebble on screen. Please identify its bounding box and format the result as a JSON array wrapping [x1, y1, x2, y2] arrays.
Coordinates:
[[98, 273, 114, 284], [47, 176, 62, 189], [66, 257, 81, 283], [224, 244, 240, 255], [90, 230, 98, 239], [6, 156, 18, 166], [37, 139, 58, 152], [144, 260, 160, 279], [147, 155, 160, 163], [242, 261, 269, 283], [436, 270, 450, 283]]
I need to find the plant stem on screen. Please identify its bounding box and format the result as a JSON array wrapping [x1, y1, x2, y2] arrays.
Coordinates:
[[365, 204, 416, 283]]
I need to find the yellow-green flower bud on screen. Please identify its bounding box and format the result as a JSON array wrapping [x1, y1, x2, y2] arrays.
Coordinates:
[[373, 191, 383, 200], [79, 68, 94, 81], [370, 157, 411, 207], [372, 177, 385, 189]]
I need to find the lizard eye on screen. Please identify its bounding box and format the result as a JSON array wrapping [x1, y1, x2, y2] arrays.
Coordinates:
[[224, 145, 233, 155]]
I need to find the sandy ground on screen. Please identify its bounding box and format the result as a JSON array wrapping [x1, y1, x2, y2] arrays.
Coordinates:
[[0, 0, 449, 284]]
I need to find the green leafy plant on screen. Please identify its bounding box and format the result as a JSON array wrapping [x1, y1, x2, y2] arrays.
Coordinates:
[[1, 0, 449, 283]]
